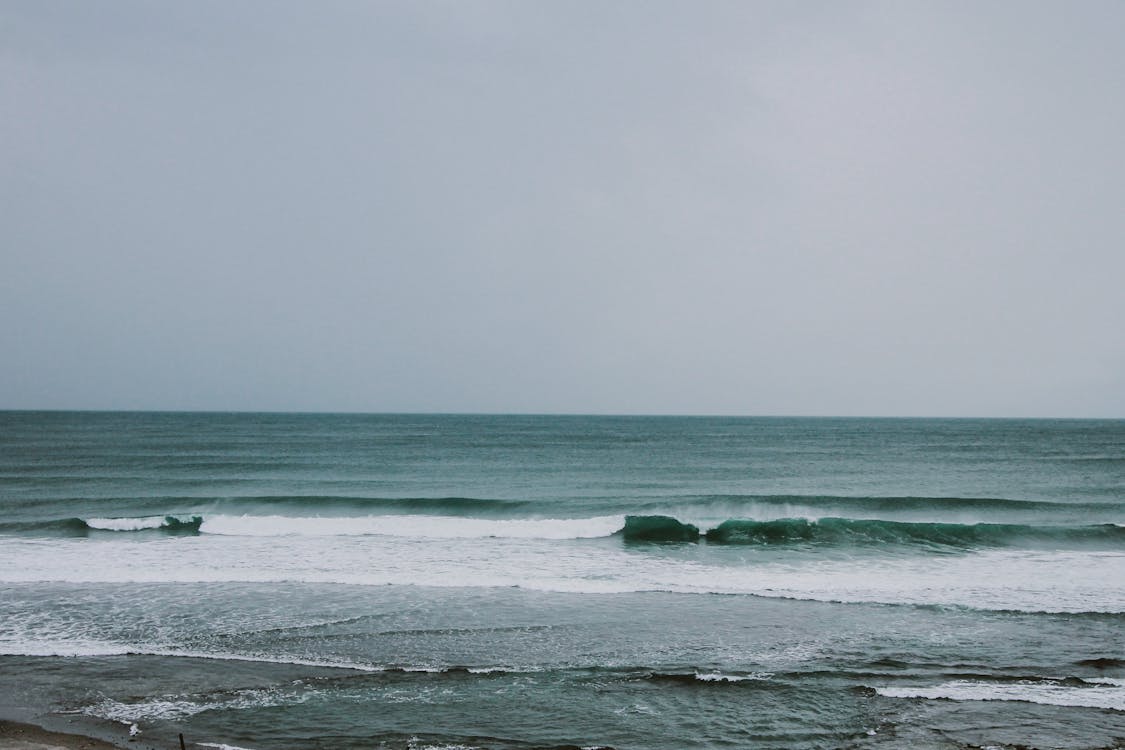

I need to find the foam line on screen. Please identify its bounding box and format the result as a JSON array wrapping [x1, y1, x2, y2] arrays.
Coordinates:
[[876, 679, 1125, 711]]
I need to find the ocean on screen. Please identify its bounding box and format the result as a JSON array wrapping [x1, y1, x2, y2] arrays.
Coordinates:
[[0, 411, 1122, 749]]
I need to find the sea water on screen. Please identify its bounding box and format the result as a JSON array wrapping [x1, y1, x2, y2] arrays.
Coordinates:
[[0, 412, 1122, 749]]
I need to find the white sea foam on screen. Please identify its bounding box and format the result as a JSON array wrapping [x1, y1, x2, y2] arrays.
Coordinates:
[[1, 535, 1122, 613], [0, 635, 387, 671], [876, 679, 1125, 711], [0, 634, 530, 676], [407, 742, 481, 750], [694, 672, 772, 682], [86, 517, 169, 531], [466, 666, 538, 674], [199, 744, 259, 750], [198, 514, 624, 540], [0, 638, 135, 658], [85, 687, 314, 723]]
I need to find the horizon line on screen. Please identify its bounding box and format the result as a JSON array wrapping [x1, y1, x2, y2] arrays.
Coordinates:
[[1, 407, 1122, 421]]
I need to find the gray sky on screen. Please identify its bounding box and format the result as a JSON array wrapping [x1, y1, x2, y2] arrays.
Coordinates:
[[2, 1, 1123, 416]]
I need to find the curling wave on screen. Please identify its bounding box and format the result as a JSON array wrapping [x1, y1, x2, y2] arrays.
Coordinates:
[[622, 515, 1125, 550], [0, 516, 203, 536]]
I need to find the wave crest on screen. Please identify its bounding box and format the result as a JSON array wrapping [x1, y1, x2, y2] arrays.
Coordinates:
[[701, 517, 1125, 549], [85, 516, 202, 533]]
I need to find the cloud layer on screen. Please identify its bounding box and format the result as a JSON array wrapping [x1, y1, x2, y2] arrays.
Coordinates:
[[3, 1, 1123, 415]]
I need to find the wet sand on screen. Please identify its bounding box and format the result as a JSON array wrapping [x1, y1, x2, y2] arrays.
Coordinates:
[[0, 721, 122, 750]]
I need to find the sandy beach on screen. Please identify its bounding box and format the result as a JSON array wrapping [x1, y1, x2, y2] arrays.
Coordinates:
[[0, 721, 124, 750]]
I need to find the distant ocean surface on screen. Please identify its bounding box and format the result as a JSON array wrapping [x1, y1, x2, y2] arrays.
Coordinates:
[[1, 412, 1123, 749]]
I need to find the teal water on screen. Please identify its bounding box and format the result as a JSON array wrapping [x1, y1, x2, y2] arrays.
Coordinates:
[[1, 412, 1123, 748]]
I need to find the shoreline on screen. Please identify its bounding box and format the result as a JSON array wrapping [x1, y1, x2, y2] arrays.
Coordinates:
[[0, 720, 132, 750], [0, 719, 166, 750]]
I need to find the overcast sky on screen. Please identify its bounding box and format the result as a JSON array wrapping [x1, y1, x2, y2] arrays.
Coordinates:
[[2, 1, 1123, 416]]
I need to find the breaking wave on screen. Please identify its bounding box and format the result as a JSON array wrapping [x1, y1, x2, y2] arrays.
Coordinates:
[[86, 515, 203, 533], [622, 515, 1125, 550], [4, 512, 1124, 551], [0, 516, 203, 536]]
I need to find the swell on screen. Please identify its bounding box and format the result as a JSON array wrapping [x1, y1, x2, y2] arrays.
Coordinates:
[[215, 495, 528, 515], [10, 494, 529, 515], [634, 493, 1122, 516], [1077, 657, 1125, 669], [25, 492, 1114, 519]]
